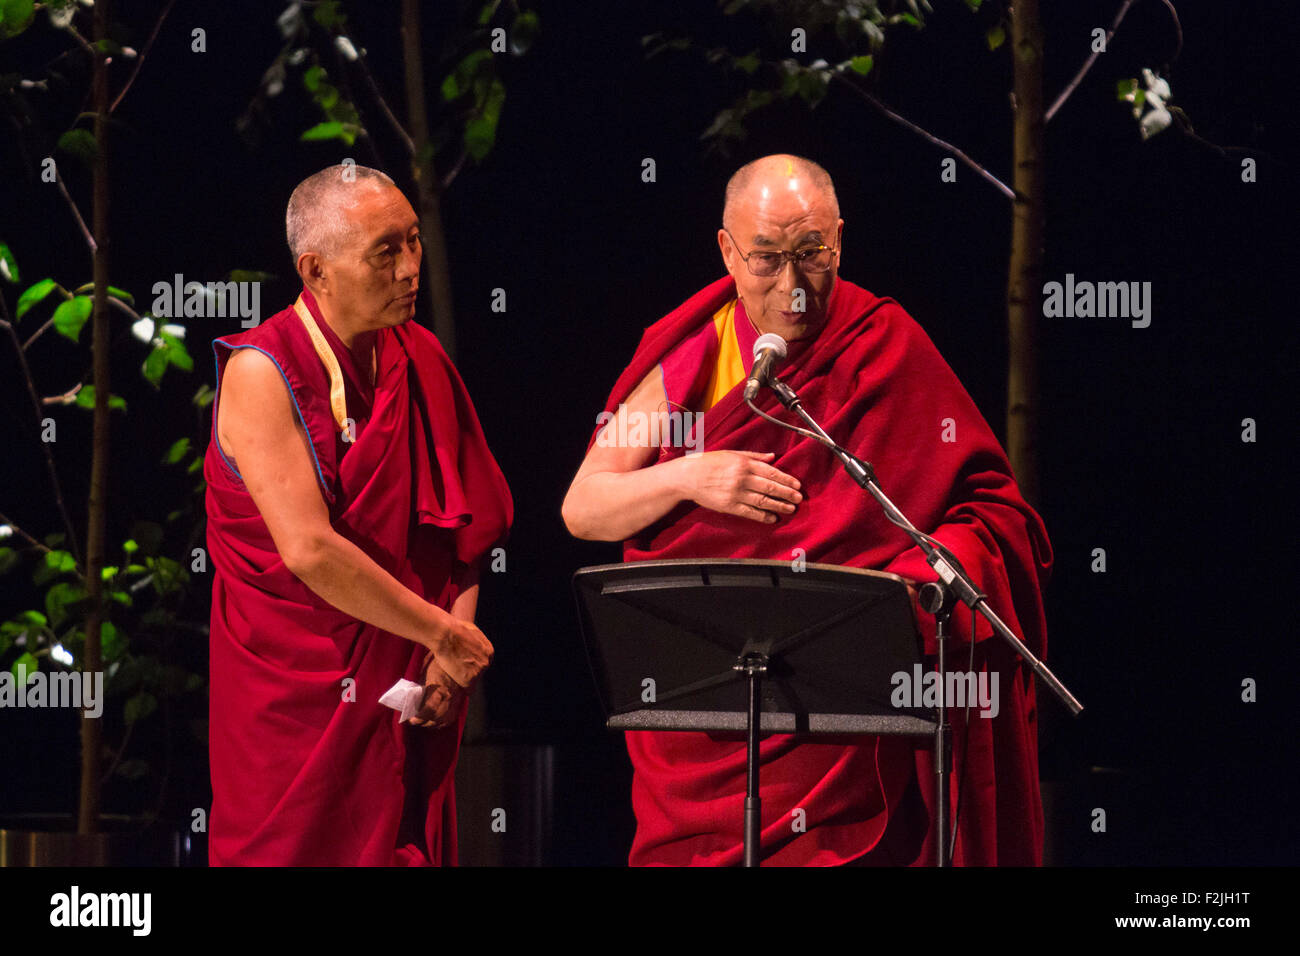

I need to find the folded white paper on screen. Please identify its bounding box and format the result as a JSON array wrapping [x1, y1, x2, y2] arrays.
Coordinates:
[[378, 678, 424, 723]]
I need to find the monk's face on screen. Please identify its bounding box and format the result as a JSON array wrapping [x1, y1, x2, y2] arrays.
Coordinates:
[[717, 176, 843, 341], [314, 184, 422, 330]]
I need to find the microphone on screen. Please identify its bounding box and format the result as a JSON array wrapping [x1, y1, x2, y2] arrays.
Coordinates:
[[744, 333, 788, 402]]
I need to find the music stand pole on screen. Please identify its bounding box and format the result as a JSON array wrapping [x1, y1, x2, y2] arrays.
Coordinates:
[[735, 653, 769, 867]]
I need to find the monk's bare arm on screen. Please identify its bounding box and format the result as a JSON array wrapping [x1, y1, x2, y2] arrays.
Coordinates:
[[449, 566, 480, 623], [561, 368, 803, 542], [217, 347, 491, 688]]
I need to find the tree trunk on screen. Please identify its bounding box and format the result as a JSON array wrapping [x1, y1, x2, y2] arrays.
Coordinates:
[[78, 0, 112, 836], [1006, 0, 1045, 509], [401, 0, 457, 359]]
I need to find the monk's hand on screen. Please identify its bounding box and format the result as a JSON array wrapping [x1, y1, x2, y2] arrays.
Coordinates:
[[432, 616, 494, 690], [685, 450, 802, 524], [408, 654, 465, 729]]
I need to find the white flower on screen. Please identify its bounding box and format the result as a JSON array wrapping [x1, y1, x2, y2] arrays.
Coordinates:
[[1140, 107, 1172, 140], [51, 644, 75, 667], [335, 35, 359, 62], [0, 258, 9, 282], [0, 524, 13, 539], [131, 316, 155, 343], [1142, 68, 1171, 102], [277, 3, 304, 39], [161, 323, 186, 340]]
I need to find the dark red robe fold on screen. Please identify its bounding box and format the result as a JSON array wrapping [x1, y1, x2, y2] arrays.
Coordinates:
[[591, 276, 1052, 866], [203, 290, 512, 866]]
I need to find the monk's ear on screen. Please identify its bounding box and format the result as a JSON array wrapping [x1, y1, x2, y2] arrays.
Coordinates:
[[717, 228, 738, 278], [297, 252, 327, 296]]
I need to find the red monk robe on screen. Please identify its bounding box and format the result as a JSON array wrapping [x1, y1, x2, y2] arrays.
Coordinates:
[[204, 288, 511, 866], [592, 275, 1052, 866]]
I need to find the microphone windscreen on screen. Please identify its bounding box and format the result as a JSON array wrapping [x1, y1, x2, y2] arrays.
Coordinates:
[[753, 332, 788, 359]]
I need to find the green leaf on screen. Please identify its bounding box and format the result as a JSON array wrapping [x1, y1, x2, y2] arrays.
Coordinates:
[[1116, 77, 1137, 99], [115, 759, 149, 780], [0, 0, 36, 40], [143, 343, 170, 386], [164, 437, 190, 464], [74, 385, 127, 412], [52, 295, 92, 343], [734, 51, 759, 75], [509, 10, 539, 55], [192, 383, 215, 409], [44, 580, 86, 629], [300, 120, 345, 142], [123, 539, 138, 555], [0, 241, 19, 284], [159, 329, 193, 372], [311, 0, 346, 30], [0, 547, 17, 575], [848, 55, 874, 76], [302, 64, 327, 93], [986, 25, 1005, 51], [464, 77, 506, 160], [441, 49, 490, 102], [130, 521, 164, 556], [18, 609, 46, 626], [124, 691, 157, 725], [100, 620, 124, 662], [43, 549, 77, 574], [11, 652, 38, 682], [477, 0, 502, 26], [963, 0, 984, 10], [228, 270, 275, 284], [17, 278, 60, 317], [100, 565, 118, 580], [57, 128, 97, 168], [94, 37, 123, 56]]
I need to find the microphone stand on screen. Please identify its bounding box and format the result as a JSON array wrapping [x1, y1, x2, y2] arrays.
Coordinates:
[[749, 375, 1082, 867]]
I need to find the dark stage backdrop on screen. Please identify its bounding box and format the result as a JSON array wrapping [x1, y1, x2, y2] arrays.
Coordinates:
[[0, 0, 1294, 866]]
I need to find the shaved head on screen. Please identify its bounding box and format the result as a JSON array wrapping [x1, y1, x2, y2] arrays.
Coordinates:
[[286, 163, 397, 262], [717, 153, 844, 340], [722, 154, 838, 232]]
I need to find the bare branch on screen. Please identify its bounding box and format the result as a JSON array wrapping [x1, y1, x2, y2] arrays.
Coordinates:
[[1159, 0, 1183, 65], [1046, 0, 1183, 123], [42, 382, 85, 405], [441, 146, 469, 191], [351, 47, 418, 157], [0, 510, 53, 555], [109, 0, 177, 114], [0, 302, 83, 565], [831, 73, 1015, 201], [55, 166, 97, 252]]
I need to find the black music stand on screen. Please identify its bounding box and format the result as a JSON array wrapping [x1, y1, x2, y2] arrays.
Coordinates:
[[573, 558, 935, 867]]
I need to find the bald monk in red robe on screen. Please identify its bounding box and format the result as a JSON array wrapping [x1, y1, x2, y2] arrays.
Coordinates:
[[204, 164, 511, 865], [563, 154, 1052, 866]]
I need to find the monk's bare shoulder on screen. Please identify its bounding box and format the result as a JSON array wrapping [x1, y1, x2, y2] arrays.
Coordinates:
[[217, 348, 299, 457]]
